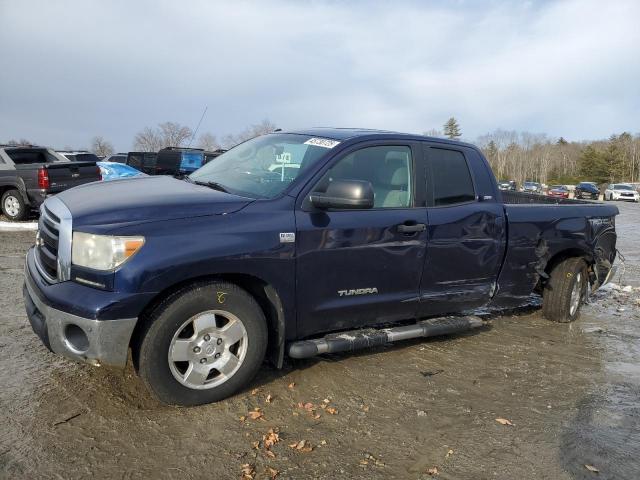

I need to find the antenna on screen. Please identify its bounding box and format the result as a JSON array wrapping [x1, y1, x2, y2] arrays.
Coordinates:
[[188, 105, 208, 147]]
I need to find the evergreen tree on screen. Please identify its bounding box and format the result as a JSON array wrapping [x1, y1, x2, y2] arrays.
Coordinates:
[[443, 117, 461, 139]]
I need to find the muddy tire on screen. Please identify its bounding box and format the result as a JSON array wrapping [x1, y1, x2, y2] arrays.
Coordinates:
[[1, 189, 27, 221], [542, 257, 588, 323], [135, 281, 268, 406]]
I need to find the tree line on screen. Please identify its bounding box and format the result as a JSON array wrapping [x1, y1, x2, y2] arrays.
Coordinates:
[[5, 115, 639, 186], [429, 117, 640, 186]]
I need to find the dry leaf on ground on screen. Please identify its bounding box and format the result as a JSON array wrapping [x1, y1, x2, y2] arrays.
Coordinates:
[[446, 449, 454, 458], [427, 466, 439, 475], [241, 463, 255, 479], [263, 428, 280, 448], [266, 467, 279, 479], [248, 408, 264, 421], [266, 394, 274, 403], [251, 388, 259, 395], [288, 382, 295, 389], [288, 439, 313, 452], [326, 407, 338, 415], [584, 464, 599, 473], [495, 417, 514, 426]]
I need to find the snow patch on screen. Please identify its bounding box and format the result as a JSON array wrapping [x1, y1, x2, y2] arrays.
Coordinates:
[[0, 221, 38, 231]]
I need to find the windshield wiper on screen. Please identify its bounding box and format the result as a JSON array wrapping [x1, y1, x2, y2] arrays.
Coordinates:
[[193, 180, 229, 193]]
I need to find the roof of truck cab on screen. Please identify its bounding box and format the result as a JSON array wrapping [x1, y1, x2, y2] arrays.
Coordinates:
[[278, 127, 475, 147]]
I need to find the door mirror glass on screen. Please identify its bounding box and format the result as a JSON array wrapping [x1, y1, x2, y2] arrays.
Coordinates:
[[309, 179, 374, 209]]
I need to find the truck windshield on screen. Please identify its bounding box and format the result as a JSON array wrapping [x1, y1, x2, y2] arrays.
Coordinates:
[[189, 134, 332, 198]]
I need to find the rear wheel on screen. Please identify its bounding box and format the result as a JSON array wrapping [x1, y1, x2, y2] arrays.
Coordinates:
[[136, 281, 268, 406], [1, 189, 27, 221], [542, 257, 588, 323]]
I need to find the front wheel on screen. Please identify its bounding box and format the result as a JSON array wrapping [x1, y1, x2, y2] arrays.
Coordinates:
[[542, 257, 588, 323], [135, 281, 268, 406]]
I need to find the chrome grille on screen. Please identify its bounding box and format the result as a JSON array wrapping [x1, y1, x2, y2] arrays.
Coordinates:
[[34, 197, 72, 283]]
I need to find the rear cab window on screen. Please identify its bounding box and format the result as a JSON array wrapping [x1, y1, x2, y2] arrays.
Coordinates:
[[5, 149, 57, 165], [426, 147, 476, 206]]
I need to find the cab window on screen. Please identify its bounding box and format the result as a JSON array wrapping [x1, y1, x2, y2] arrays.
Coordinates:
[[313, 145, 413, 208], [429, 148, 475, 206]]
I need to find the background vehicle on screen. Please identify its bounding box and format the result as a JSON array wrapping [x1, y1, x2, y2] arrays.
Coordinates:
[[498, 180, 517, 191], [575, 181, 600, 199], [24, 128, 618, 406], [57, 151, 101, 163], [547, 185, 569, 198], [1, 146, 101, 220], [523, 181, 542, 193], [126, 151, 158, 175], [154, 147, 207, 176], [605, 183, 640, 202], [103, 153, 128, 163], [97, 161, 146, 181]]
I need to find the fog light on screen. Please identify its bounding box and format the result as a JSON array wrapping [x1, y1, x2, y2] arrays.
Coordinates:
[[64, 324, 89, 353]]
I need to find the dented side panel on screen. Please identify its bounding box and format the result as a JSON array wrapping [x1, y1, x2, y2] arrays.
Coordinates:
[[490, 204, 619, 308]]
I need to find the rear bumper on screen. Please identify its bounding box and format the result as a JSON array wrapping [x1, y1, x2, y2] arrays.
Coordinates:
[[24, 250, 137, 368]]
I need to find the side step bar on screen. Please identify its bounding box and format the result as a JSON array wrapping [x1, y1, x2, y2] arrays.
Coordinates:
[[288, 316, 484, 359]]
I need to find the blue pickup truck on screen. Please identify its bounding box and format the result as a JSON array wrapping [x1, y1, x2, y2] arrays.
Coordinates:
[[23, 128, 619, 405]]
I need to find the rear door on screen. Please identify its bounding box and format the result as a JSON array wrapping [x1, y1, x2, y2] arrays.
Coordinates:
[[295, 142, 428, 338], [418, 144, 506, 316]]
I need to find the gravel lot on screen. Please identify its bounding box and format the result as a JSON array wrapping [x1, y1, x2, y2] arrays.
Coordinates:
[[1, 203, 639, 479]]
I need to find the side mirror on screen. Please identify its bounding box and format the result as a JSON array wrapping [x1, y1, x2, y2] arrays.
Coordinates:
[[309, 179, 374, 210]]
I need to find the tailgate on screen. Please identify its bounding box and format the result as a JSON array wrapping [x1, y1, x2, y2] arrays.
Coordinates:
[[46, 161, 101, 192]]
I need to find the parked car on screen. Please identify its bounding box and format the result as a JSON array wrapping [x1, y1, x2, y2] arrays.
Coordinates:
[[574, 182, 600, 200], [97, 161, 146, 181], [24, 128, 619, 406], [522, 181, 542, 193], [57, 151, 101, 163], [103, 153, 128, 163], [125, 152, 158, 175], [604, 183, 640, 202], [0, 146, 101, 221], [498, 180, 517, 191], [547, 185, 569, 198]]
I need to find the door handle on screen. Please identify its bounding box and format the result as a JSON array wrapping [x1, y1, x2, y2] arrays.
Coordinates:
[[397, 223, 427, 233]]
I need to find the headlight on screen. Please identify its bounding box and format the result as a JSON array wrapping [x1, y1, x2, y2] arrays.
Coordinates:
[[72, 232, 145, 270]]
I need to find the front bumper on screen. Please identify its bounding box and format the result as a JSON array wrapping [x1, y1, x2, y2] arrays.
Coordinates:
[[24, 251, 137, 368]]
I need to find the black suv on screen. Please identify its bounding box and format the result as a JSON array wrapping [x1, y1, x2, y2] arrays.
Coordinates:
[[575, 182, 599, 200]]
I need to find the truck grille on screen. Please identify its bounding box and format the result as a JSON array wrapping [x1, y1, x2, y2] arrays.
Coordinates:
[[36, 206, 60, 281], [34, 197, 72, 283]]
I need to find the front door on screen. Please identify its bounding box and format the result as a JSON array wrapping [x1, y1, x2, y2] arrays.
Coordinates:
[[295, 143, 427, 338], [418, 145, 506, 316]]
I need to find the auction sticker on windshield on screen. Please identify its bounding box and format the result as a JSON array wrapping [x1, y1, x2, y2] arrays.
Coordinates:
[[304, 138, 341, 149]]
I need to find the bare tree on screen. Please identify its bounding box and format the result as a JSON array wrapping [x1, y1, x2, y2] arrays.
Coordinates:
[[90, 136, 114, 157], [423, 129, 443, 138], [158, 122, 193, 148], [221, 119, 277, 149], [197, 132, 220, 151], [6, 138, 34, 146], [133, 127, 163, 152]]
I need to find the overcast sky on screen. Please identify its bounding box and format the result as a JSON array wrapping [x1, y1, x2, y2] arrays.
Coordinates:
[[1, 0, 638, 151]]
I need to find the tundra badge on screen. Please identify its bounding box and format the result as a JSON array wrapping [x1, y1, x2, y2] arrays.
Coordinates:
[[338, 288, 379, 297]]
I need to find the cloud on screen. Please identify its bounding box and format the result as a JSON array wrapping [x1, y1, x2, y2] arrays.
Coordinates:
[[0, 0, 638, 150]]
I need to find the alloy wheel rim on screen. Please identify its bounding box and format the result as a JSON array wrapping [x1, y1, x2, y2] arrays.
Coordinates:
[[168, 310, 248, 390], [4, 196, 20, 217], [569, 272, 582, 316]]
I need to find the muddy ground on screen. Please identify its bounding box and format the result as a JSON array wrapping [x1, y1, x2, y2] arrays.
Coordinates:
[[1, 203, 639, 480]]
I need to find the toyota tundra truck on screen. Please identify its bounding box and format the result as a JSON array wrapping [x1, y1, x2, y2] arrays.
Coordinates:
[[23, 128, 619, 406]]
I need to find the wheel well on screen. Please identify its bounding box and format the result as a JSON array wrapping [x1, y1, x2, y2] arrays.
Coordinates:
[[130, 273, 286, 368], [538, 249, 592, 293]]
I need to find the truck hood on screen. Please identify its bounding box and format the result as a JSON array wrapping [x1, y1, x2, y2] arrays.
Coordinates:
[[56, 176, 253, 228]]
